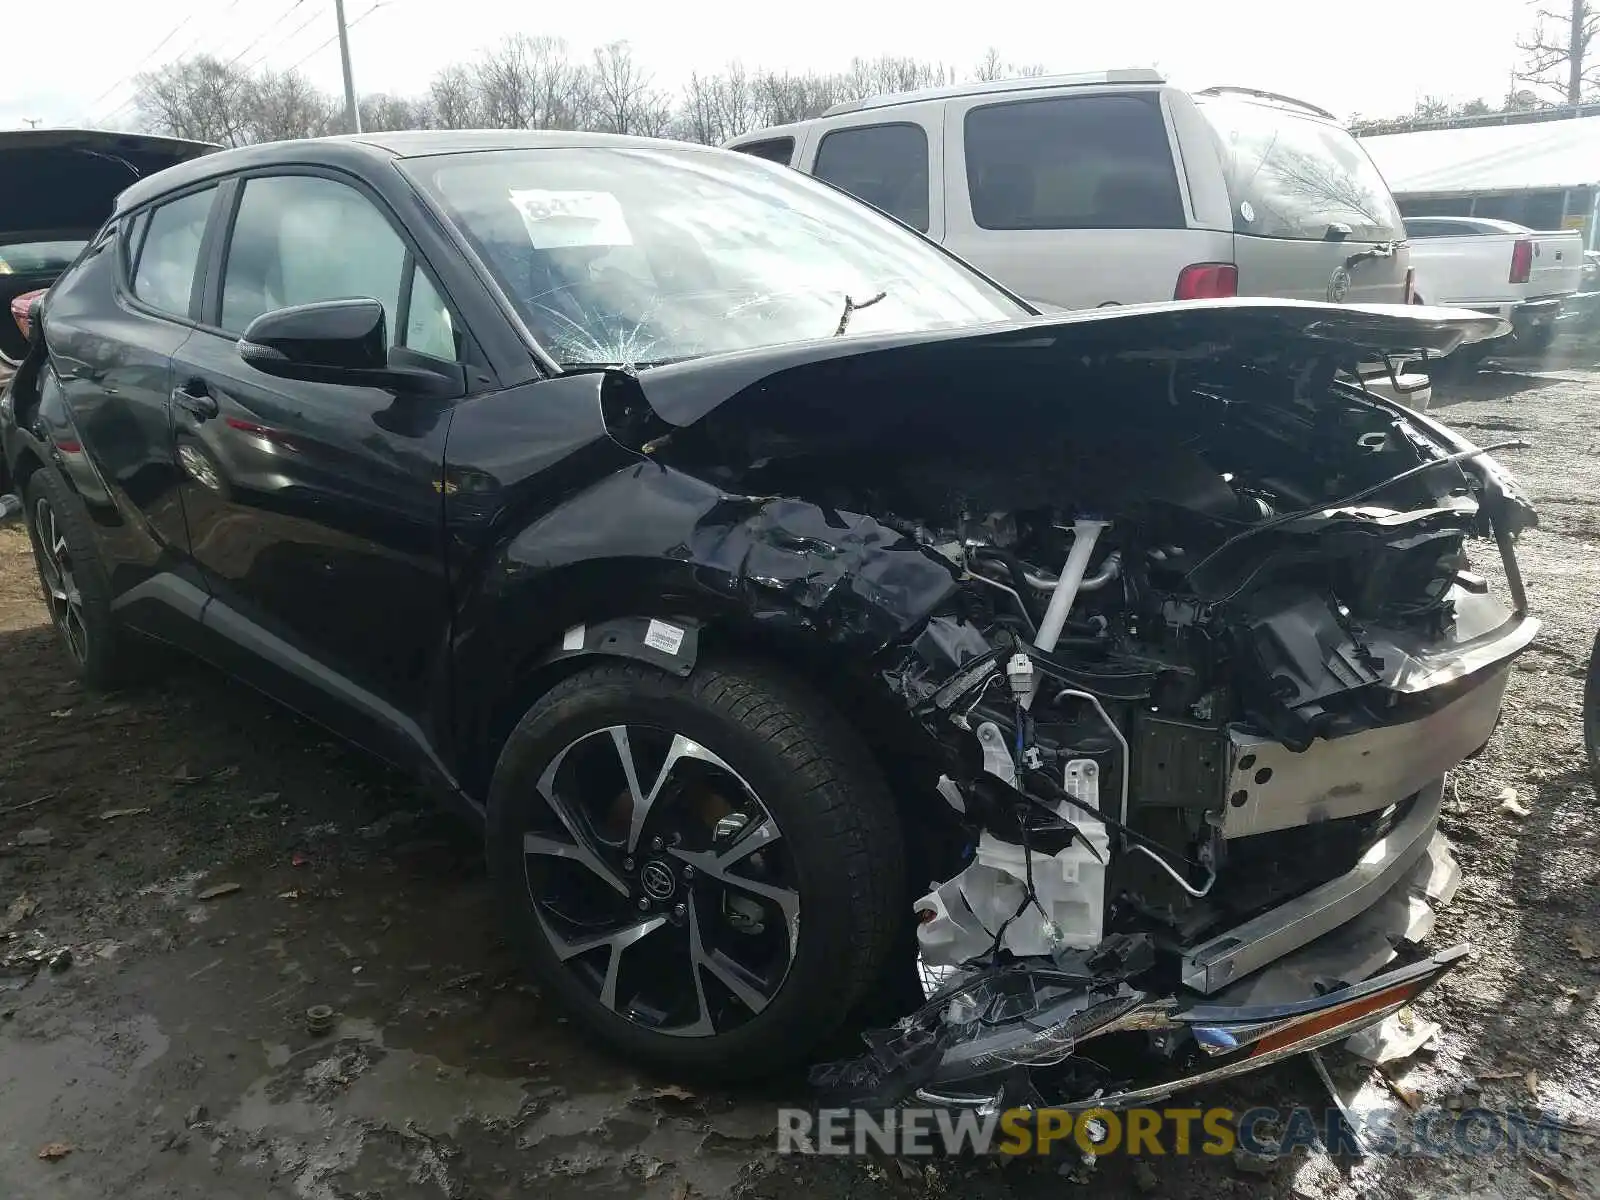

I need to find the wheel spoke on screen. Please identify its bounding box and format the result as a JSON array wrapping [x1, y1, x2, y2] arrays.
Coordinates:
[[688, 896, 775, 1015], [529, 745, 632, 896], [668, 820, 798, 939], [609, 728, 743, 854], [540, 914, 668, 1012]]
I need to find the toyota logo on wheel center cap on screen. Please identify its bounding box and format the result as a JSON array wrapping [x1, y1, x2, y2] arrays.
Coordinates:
[[640, 860, 676, 900]]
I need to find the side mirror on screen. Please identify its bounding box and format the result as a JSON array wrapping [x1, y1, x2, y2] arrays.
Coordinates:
[[238, 298, 464, 398]]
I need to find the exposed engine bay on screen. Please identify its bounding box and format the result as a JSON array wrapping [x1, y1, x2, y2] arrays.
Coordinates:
[[655, 342, 1538, 1111]]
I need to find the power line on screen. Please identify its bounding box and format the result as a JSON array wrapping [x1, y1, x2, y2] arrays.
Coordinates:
[[218, 0, 313, 73], [86, 0, 256, 125], [95, 0, 394, 130], [93, 0, 312, 128], [81, 6, 205, 116], [282, 0, 388, 76], [236, 1, 327, 76]]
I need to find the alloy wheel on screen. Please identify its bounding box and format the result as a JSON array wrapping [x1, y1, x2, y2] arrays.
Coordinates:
[[31, 496, 89, 664], [521, 723, 801, 1037]]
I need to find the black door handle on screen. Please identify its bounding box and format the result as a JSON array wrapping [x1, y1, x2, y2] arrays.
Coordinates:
[[172, 381, 218, 420]]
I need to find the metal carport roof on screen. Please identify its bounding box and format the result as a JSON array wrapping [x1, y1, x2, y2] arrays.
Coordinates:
[[1362, 117, 1600, 196]]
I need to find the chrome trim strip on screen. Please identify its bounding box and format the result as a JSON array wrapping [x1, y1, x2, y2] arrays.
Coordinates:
[[1184, 779, 1444, 993]]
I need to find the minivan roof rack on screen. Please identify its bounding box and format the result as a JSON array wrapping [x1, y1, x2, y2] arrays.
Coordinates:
[[822, 68, 1165, 118], [1194, 86, 1336, 121]]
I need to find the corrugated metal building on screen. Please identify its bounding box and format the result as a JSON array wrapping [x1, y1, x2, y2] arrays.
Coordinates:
[[1362, 116, 1600, 247]]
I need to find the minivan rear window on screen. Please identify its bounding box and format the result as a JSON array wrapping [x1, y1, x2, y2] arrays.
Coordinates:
[[1199, 98, 1404, 243], [963, 93, 1185, 231]]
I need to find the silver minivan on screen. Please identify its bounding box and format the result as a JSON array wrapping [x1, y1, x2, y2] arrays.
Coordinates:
[[726, 71, 1415, 312]]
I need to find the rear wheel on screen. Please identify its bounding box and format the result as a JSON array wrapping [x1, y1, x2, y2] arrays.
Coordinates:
[[23, 466, 134, 689], [486, 657, 907, 1080]]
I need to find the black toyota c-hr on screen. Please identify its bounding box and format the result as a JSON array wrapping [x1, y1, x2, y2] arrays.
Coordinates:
[[1, 128, 1530, 1109]]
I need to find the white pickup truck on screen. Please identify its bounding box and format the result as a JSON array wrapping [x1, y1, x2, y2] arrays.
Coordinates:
[[1403, 216, 1584, 361]]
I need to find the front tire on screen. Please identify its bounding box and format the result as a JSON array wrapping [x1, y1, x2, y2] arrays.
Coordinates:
[[23, 466, 134, 690], [487, 657, 907, 1080]]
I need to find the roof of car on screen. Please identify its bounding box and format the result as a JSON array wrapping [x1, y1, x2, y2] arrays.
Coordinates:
[[115, 129, 711, 212]]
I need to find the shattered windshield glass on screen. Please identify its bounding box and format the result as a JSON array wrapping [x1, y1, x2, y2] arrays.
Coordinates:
[[407, 145, 1028, 369]]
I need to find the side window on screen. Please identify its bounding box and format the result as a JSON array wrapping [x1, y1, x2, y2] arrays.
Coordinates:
[[403, 268, 458, 361], [963, 94, 1184, 231], [132, 187, 217, 316], [732, 137, 796, 166], [221, 174, 406, 338], [813, 124, 930, 232]]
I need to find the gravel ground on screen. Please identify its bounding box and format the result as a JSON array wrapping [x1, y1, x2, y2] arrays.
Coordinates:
[[0, 352, 1596, 1199]]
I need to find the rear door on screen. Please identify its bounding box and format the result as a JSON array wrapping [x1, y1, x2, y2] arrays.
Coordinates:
[[166, 168, 464, 769], [32, 183, 221, 637], [1196, 97, 1410, 302], [941, 87, 1223, 308], [800, 104, 945, 240]]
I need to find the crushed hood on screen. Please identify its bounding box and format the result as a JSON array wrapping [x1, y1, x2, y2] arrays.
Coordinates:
[[619, 298, 1507, 428], [0, 129, 216, 243]]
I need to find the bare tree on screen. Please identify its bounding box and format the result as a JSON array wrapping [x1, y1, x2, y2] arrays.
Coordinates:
[[754, 70, 841, 125], [471, 34, 586, 129], [971, 47, 1048, 82], [360, 92, 433, 132], [1517, 0, 1600, 104], [588, 40, 670, 135], [134, 41, 975, 152], [247, 70, 337, 143], [974, 47, 1006, 82], [135, 55, 257, 146], [428, 64, 482, 129]]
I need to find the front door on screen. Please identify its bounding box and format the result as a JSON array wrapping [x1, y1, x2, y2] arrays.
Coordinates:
[[167, 171, 465, 769]]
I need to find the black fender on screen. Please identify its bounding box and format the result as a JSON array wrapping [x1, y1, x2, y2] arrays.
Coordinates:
[[536, 613, 703, 679]]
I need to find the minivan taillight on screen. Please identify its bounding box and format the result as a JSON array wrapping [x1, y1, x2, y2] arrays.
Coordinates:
[[1175, 263, 1238, 301], [10, 288, 45, 341], [1510, 238, 1533, 285]]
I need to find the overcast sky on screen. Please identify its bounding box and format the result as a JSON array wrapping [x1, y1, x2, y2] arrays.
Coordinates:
[[6, 0, 1538, 130]]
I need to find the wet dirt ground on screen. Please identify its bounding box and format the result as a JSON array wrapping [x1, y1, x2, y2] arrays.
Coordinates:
[[1, 347, 1599, 1199]]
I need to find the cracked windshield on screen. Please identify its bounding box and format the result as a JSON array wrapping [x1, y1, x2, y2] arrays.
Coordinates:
[[409, 146, 1026, 367]]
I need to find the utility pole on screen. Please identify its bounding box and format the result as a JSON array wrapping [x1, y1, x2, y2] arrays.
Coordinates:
[[334, 0, 362, 134]]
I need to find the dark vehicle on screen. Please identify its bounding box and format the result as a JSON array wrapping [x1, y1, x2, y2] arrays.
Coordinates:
[[1, 131, 1538, 1110], [0, 129, 213, 497]]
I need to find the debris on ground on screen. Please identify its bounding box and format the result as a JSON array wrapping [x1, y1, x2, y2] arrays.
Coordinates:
[[648, 1084, 696, 1101], [98, 808, 149, 822], [1232, 1145, 1279, 1175], [2, 894, 37, 931], [305, 1004, 336, 1035], [1132, 1160, 1161, 1193], [15, 828, 52, 847], [37, 1143, 71, 1161], [1572, 927, 1598, 961], [1498, 787, 1531, 817], [195, 883, 241, 901], [1345, 1006, 1440, 1062]]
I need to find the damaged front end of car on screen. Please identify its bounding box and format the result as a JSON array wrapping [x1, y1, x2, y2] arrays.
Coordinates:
[[612, 299, 1537, 1112]]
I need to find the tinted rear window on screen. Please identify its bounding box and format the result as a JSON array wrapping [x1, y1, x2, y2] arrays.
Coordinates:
[[1200, 98, 1403, 242], [0, 240, 88, 274], [814, 123, 931, 232], [963, 93, 1184, 231], [732, 137, 795, 165]]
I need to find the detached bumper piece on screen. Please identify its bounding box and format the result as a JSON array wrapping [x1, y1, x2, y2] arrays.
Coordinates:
[[812, 945, 1467, 1114], [811, 784, 1467, 1113]]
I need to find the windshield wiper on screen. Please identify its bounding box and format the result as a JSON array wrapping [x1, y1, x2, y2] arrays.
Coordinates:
[[833, 290, 888, 337]]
